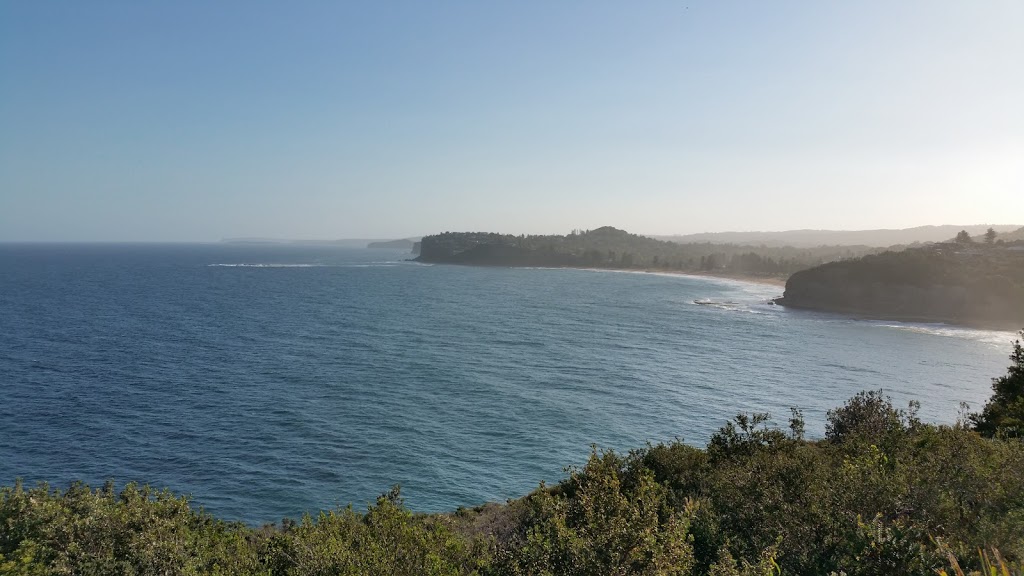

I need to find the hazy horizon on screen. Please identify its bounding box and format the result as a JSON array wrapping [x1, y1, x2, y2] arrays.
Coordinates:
[[0, 221, 1020, 245], [2, 1, 1022, 242]]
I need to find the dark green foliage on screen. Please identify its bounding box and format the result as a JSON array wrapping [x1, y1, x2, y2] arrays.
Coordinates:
[[268, 487, 487, 576], [972, 331, 1024, 438], [956, 230, 974, 244], [706, 545, 780, 576], [492, 449, 695, 575], [0, 481, 264, 575], [707, 413, 789, 460], [0, 483, 486, 575], [416, 227, 882, 278], [825, 389, 906, 442]]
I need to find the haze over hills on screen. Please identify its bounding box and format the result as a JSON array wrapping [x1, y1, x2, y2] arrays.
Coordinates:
[[653, 225, 1022, 248], [220, 238, 415, 249], [366, 238, 419, 250], [218, 226, 1024, 252], [971, 226, 1024, 243]]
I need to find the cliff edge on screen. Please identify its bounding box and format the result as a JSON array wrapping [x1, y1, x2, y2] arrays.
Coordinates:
[[776, 242, 1024, 330]]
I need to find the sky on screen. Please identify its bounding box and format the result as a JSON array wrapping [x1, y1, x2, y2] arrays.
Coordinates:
[[1, 1, 1022, 242]]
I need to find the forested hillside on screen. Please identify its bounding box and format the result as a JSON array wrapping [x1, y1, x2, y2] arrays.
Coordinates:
[[416, 227, 881, 278], [778, 241, 1024, 329]]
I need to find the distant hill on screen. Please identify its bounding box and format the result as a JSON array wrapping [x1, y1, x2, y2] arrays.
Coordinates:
[[416, 226, 881, 278], [366, 238, 417, 250], [1003, 227, 1024, 242], [653, 225, 1021, 248], [777, 242, 1024, 330], [221, 238, 395, 248], [224, 236, 411, 248]]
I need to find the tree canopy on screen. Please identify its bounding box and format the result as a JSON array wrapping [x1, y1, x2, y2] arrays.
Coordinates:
[[972, 331, 1024, 438], [416, 227, 883, 278]]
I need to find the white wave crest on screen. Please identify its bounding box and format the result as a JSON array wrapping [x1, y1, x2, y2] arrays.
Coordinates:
[[871, 322, 1017, 346], [207, 263, 328, 268]]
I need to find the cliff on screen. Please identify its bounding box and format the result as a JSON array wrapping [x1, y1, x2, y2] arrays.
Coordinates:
[[776, 242, 1024, 329]]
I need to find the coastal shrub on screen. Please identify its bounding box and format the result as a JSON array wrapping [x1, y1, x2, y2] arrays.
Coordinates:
[[491, 449, 695, 576], [266, 487, 488, 576], [0, 480, 263, 575], [825, 389, 906, 443], [608, 384, 1024, 575], [972, 330, 1024, 438]]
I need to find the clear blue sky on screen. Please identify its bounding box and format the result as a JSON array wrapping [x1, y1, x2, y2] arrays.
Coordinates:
[[1, 1, 1021, 241]]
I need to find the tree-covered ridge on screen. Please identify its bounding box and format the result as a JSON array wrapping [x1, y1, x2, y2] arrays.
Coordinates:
[[778, 241, 1024, 330], [952, 226, 1024, 244], [4, 336, 1024, 575], [416, 227, 882, 278]]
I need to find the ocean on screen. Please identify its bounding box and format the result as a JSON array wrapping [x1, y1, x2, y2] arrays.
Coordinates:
[[0, 243, 1015, 524]]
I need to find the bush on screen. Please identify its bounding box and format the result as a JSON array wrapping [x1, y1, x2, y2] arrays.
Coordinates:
[[972, 330, 1024, 438]]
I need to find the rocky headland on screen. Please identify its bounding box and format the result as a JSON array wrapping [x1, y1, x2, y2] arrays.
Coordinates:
[[776, 242, 1024, 330]]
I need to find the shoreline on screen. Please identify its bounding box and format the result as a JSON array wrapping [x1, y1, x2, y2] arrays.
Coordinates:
[[437, 260, 1014, 330], [775, 299, 1022, 333], [653, 269, 787, 288], [539, 265, 789, 289], [603, 267, 788, 288], [415, 258, 789, 288]]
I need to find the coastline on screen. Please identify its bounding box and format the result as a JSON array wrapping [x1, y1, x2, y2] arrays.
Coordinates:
[[659, 269, 787, 288], [774, 299, 1022, 333], [557, 265, 788, 288], [415, 257, 790, 289]]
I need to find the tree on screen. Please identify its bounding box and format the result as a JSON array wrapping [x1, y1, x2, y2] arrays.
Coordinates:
[[955, 230, 974, 244], [500, 449, 695, 575], [971, 330, 1024, 438], [825, 390, 905, 442], [984, 228, 997, 244]]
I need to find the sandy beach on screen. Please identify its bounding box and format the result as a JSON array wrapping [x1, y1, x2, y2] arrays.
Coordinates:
[[634, 268, 789, 288]]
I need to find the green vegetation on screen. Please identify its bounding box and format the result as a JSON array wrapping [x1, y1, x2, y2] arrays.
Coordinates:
[[416, 227, 882, 279], [3, 337, 1024, 575], [972, 331, 1024, 438], [778, 241, 1024, 330]]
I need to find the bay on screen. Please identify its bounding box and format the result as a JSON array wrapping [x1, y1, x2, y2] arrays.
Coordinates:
[[0, 244, 1014, 524]]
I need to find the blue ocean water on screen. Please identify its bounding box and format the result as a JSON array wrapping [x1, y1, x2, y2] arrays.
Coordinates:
[[0, 243, 1016, 524]]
